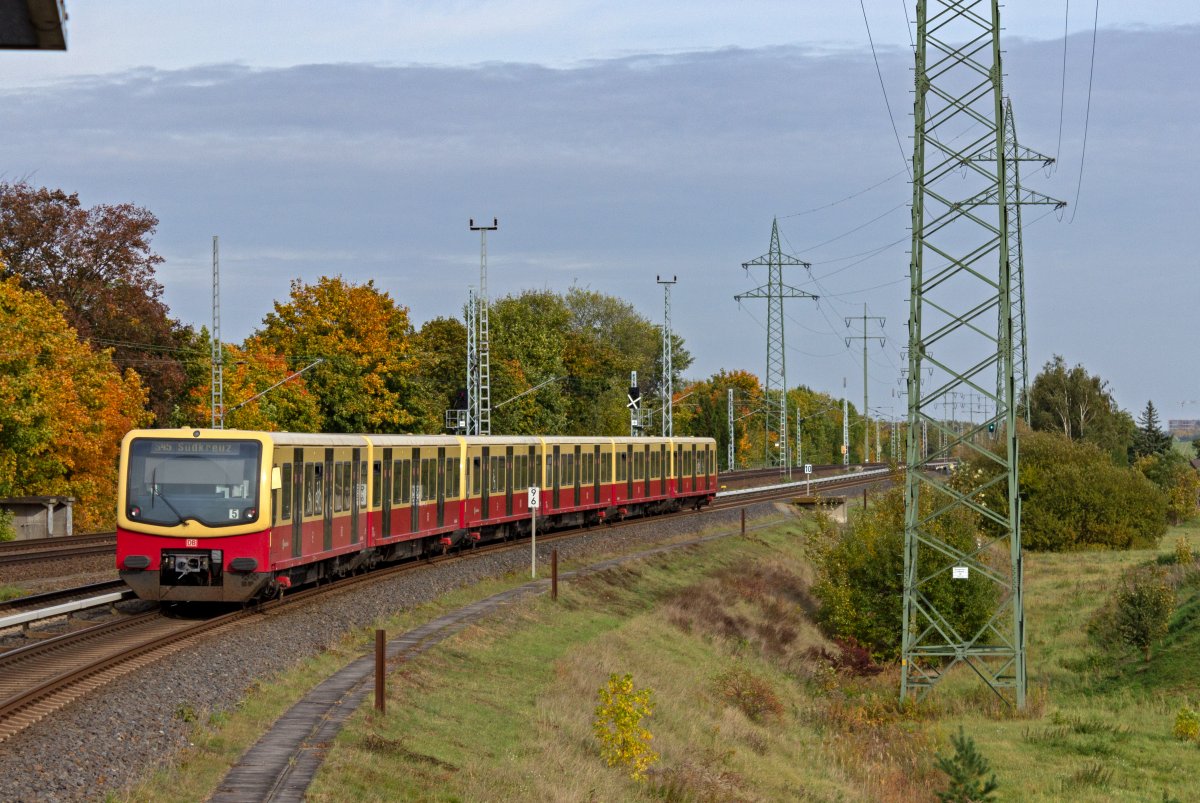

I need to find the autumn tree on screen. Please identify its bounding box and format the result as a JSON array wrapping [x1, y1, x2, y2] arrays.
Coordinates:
[[254, 276, 421, 433], [186, 336, 324, 432], [0, 278, 151, 530], [1028, 355, 1133, 462], [0, 181, 194, 425], [411, 316, 468, 432], [675, 369, 761, 469]]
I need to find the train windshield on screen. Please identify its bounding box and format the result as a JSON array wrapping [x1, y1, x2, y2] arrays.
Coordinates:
[[125, 438, 263, 528]]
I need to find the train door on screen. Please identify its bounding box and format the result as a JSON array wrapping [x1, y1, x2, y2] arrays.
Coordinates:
[[626, 444, 634, 500], [552, 445, 561, 509], [436, 447, 446, 528], [481, 446, 491, 521], [676, 444, 684, 496], [380, 448, 392, 538], [505, 446, 514, 517], [291, 448, 303, 558], [593, 445, 601, 503], [528, 445, 538, 512], [643, 445, 651, 498], [410, 448, 420, 533], [351, 448, 361, 543], [576, 444, 585, 506], [662, 444, 672, 494], [690, 444, 697, 492], [323, 449, 334, 551]]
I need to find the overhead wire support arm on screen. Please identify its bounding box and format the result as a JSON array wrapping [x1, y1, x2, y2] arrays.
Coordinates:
[[225, 359, 325, 417]]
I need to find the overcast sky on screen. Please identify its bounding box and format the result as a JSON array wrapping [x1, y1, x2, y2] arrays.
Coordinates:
[[2, 2, 1196, 421]]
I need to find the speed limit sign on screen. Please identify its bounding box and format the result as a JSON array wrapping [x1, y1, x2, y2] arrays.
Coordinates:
[[527, 486, 540, 508]]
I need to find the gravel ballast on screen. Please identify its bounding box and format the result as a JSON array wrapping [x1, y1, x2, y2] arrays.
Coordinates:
[[0, 503, 788, 802]]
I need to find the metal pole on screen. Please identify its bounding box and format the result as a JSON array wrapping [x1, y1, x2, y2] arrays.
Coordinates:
[[374, 629, 386, 714], [531, 494, 537, 578], [842, 379, 849, 467]]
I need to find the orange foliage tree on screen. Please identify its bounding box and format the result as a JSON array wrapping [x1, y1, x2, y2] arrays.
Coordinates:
[[186, 336, 324, 432], [0, 279, 150, 530], [254, 276, 421, 433]]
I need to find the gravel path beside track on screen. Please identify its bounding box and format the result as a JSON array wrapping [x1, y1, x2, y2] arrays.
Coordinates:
[[0, 502, 787, 802]]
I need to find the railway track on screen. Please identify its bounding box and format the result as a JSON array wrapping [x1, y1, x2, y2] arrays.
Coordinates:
[[0, 469, 895, 744], [0, 532, 116, 566], [0, 580, 130, 620]]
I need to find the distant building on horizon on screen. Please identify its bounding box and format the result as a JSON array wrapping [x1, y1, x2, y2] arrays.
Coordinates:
[[1168, 419, 1200, 438]]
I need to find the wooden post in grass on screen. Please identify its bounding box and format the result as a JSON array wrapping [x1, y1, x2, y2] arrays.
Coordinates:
[[375, 629, 386, 714], [741, 507, 746, 536], [863, 488, 868, 509]]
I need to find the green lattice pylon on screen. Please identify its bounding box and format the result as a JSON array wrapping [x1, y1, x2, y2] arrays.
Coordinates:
[[903, 0, 1026, 707]]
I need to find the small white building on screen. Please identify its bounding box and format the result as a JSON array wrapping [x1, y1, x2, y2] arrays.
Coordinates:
[[0, 496, 75, 540]]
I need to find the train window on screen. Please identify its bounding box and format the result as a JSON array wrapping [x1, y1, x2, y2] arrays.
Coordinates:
[[448, 458, 460, 498], [398, 460, 409, 503], [280, 464, 292, 520], [333, 460, 343, 511], [535, 453, 542, 486], [314, 464, 325, 516], [390, 460, 401, 504], [472, 457, 481, 495], [617, 452, 627, 481], [582, 453, 591, 485], [427, 459, 437, 501], [545, 456, 553, 484], [633, 451, 642, 480], [341, 463, 351, 510], [304, 463, 315, 516], [602, 453, 611, 483], [372, 462, 381, 506], [490, 456, 503, 493]]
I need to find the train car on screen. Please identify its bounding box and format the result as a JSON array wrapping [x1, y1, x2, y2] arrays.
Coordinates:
[[365, 435, 466, 560], [117, 428, 718, 603]]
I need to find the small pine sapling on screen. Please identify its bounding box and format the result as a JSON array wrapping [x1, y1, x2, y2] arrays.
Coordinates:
[[935, 726, 999, 803]]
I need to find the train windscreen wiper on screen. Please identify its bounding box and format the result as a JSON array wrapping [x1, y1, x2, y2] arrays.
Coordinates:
[[150, 468, 185, 525]]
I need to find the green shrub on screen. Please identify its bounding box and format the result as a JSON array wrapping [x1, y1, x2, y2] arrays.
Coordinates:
[[810, 488, 998, 660], [0, 509, 15, 542], [1175, 537, 1195, 567], [1173, 705, 1200, 742], [1136, 452, 1200, 525], [968, 430, 1167, 551], [1115, 567, 1175, 662]]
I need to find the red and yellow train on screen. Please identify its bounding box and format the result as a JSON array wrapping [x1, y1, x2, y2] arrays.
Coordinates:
[[116, 428, 718, 602]]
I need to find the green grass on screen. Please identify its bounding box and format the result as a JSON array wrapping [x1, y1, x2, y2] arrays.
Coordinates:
[[0, 585, 25, 601], [123, 515, 1200, 802]]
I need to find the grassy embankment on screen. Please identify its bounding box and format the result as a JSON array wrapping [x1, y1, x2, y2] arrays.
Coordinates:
[[128, 511, 1200, 802]]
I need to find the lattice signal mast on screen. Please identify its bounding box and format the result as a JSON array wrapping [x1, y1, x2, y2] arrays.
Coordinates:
[[211, 235, 224, 429], [658, 275, 677, 437], [469, 218, 498, 435], [735, 219, 817, 468], [903, 0, 1031, 707], [466, 288, 478, 435]]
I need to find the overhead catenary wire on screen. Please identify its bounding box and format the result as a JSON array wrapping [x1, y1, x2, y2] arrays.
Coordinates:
[[1055, 0, 1071, 163], [1069, 0, 1101, 223], [858, 0, 911, 180]]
